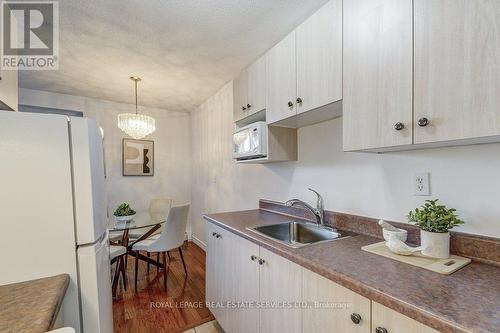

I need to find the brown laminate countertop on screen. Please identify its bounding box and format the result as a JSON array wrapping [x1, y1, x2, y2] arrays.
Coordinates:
[[204, 209, 500, 333], [0, 274, 70, 333]]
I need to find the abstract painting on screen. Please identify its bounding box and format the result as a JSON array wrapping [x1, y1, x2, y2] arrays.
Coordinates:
[[122, 139, 154, 176]]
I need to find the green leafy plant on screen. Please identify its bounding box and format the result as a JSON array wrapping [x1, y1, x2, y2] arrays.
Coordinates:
[[407, 199, 464, 233], [113, 203, 136, 217]]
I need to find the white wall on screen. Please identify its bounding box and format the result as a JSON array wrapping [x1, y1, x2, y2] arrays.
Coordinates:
[[19, 88, 192, 231], [190, 82, 500, 246]]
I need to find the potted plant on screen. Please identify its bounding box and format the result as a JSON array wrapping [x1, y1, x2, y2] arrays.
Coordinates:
[[407, 199, 464, 259], [113, 203, 136, 223]]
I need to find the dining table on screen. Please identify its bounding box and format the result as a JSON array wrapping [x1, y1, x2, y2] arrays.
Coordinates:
[[108, 212, 167, 273]]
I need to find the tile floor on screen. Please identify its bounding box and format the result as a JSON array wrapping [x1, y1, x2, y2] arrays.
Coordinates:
[[182, 320, 223, 333]]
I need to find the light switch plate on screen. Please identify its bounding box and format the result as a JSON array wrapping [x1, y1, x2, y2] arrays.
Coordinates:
[[414, 172, 430, 196]]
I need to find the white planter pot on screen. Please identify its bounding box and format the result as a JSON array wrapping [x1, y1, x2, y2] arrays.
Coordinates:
[[420, 230, 450, 259]]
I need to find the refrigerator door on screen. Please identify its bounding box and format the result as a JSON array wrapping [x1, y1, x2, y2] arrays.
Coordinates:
[[77, 233, 113, 333], [70, 117, 108, 245]]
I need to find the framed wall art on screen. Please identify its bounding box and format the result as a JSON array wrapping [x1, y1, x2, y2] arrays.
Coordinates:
[[122, 138, 154, 176]]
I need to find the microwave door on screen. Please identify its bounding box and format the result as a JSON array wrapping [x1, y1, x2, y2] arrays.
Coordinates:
[[233, 129, 251, 157]]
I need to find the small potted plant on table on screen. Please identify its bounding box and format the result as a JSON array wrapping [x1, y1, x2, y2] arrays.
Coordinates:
[[407, 199, 464, 259], [113, 203, 136, 224]]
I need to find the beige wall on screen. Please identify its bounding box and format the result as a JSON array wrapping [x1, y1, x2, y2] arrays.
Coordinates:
[[19, 88, 192, 231], [190, 82, 500, 247]]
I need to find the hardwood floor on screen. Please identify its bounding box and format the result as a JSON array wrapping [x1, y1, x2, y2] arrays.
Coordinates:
[[113, 241, 215, 333]]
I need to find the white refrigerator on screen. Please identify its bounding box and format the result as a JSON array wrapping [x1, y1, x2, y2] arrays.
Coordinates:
[[0, 112, 113, 333]]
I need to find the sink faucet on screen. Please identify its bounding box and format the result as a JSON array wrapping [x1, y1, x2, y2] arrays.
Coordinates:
[[285, 188, 325, 226]]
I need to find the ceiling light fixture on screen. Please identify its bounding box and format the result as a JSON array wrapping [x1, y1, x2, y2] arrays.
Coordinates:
[[117, 76, 156, 139]]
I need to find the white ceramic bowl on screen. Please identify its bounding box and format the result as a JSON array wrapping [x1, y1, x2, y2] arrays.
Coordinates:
[[383, 228, 408, 242], [114, 214, 136, 223]]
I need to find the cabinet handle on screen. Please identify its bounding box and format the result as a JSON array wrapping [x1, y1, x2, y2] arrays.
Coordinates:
[[287, 101, 293, 108], [242, 106, 246, 111], [350, 313, 362, 324], [247, 104, 251, 109], [250, 255, 258, 261], [375, 327, 388, 333], [418, 117, 429, 127], [258, 258, 266, 265], [394, 122, 404, 131], [296, 97, 303, 104]]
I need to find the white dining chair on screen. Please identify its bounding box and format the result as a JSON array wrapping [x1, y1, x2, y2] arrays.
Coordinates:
[[132, 204, 190, 292], [110, 245, 127, 296], [128, 198, 172, 240]]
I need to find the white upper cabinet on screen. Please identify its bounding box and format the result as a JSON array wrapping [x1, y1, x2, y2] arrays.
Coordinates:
[[296, 0, 342, 115], [343, 0, 413, 151], [414, 0, 500, 144], [247, 55, 266, 115], [233, 70, 248, 122], [267, 0, 343, 126], [266, 31, 297, 124]]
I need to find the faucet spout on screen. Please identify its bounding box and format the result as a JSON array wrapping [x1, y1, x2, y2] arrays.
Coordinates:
[[285, 188, 325, 226]]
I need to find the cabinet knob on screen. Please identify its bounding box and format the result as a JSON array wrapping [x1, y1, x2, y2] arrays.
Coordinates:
[[394, 122, 405, 131], [247, 104, 251, 109], [418, 117, 429, 127], [350, 313, 362, 324], [250, 255, 258, 261], [296, 97, 303, 104], [215, 233, 221, 239], [212, 232, 217, 237], [242, 106, 246, 111], [375, 327, 388, 333], [287, 101, 293, 108], [258, 258, 266, 265]]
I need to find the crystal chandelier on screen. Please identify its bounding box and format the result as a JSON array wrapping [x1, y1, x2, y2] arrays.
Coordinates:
[[117, 76, 156, 139]]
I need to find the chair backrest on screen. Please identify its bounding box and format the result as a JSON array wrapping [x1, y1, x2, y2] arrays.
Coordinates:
[[149, 198, 172, 222], [151, 204, 190, 251]]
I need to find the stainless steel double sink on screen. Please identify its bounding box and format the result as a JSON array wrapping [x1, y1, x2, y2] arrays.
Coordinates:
[[247, 221, 351, 248]]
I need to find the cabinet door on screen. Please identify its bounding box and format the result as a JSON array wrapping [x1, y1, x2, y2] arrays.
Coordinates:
[[205, 223, 230, 330], [302, 269, 370, 333], [228, 233, 260, 333], [247, 55, 266, 116], [414, 0, 500, 144], [259, 247, 302, 333], [266, 31, 297, 124], [233, 70, 248, 122], [343, 0, 413, 151], [296, 0, 342, 114], [372, 302, 439, 333], [0, 67, 18, 111]]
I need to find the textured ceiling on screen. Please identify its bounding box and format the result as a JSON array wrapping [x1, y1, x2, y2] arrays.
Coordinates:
[[19, 0, 329, 112]]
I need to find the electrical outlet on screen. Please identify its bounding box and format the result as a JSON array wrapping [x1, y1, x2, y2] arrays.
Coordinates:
[[414, 172, 430, 196]]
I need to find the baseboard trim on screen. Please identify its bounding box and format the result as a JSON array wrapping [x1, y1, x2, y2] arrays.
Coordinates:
[[192, 235, 206, 251]]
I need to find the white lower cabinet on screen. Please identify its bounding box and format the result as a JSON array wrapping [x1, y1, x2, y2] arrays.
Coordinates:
[[302, 269, 370, 333], [372, 302, 439, 333], [206, 223, 439, 333], [259, 247, 302, 333]]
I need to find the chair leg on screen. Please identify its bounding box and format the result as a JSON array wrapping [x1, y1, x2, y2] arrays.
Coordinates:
[[134, 252, 139, 293], [179, 246, 188, 276], [121, 257, 127, 291], [157, 252, 160, 272], [112, 258, 121, 297], [162, 252, 168, 292], [147, 252, 150, 274]]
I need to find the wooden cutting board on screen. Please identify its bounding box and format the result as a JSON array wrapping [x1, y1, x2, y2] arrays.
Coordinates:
[[362, 241, 471, 275]]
